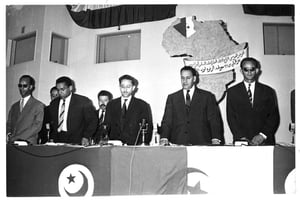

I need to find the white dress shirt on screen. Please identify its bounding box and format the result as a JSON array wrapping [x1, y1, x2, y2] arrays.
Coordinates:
[[183, 85, 195, 104], [121, 95, 132, 109], [244, 81, 255, 105]]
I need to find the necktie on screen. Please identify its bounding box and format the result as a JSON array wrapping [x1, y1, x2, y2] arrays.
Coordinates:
[[120, 99, 127, 131], [20, 98, 24, 112], [122, 99, 127, 117], [247, 83, 252, 106], [99, 110, 105, 124], [186, 90, 191, 106], [57, 99, 65, 132]]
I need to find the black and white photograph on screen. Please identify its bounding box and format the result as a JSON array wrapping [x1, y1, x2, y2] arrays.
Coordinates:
[[3, 1, 298, 199]]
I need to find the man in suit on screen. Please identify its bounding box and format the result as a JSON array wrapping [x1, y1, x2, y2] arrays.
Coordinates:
[[92, 90, 113, 144], [48, 76, 98, 145], [226, 57, 280, 145], [38, 86, 59, 144], [160, 66, 223, 145], [7, 75, 45, 144], [104, 75, 153, 145]]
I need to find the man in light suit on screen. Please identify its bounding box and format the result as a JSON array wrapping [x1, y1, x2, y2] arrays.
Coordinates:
[[226, 57, 280, 145], [7, 75, 45, 144], [160, 66, 223, 145], [48, 76, 98, 145], [104, 75, 153, 145]]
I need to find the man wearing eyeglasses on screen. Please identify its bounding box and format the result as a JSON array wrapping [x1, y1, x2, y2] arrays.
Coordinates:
[[226, 57, 280, 145], [6, 75, 45, 144]]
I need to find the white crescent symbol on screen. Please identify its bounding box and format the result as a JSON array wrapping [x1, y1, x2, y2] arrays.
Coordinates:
[[58, 164, 94, 196], [64, 170, 88, 196], [284, 168, 296, 194]]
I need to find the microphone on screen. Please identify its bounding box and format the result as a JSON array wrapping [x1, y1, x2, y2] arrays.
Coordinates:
[[134, 118, 148, 146], [129, 118, 148, 195]]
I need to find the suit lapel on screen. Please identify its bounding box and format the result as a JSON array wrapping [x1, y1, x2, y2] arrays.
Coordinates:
[[125, 97, 135, 121], [21, 96, 33, 113], [176, 90, 187, 117], [191, 88, 200, 107], [116, 97, 122, 116], [253, 82, 262, 108], [53, 98, 60, 127], [67, 94, 75, 128], [17, 96, 34, 123]]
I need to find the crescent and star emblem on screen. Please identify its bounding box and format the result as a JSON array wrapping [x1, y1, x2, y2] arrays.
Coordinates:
[[58, 164, 94, 196]]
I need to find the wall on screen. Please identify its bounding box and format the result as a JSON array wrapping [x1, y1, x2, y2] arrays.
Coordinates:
[[6, 5, 46, 112], [6, 5, 295, 144]]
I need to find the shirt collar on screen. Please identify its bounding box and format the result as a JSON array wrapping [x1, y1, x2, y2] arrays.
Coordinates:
[[244, 81, 256, 88], [60, 93, 72, 104], [21, 95, 31, 105], [183, 85, 195, 97], [121, 95, 132, 104]]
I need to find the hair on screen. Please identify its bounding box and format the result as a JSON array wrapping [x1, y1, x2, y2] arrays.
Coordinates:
[[240, 57, 259, 69], [56, 76, 73, 86], [50, 86, 58, 93], [118, 74, 138, 86], [180, 66, 197, 76], [19, 75, 35, 87], [98, 90, 113, 100]]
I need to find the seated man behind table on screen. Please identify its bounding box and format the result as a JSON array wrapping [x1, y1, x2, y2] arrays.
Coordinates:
[[160, 66, 223, 145], [104, 74, 153, 145], [48, 76, 98, 145], [7, 75, 45, 144], [226, 57, 280, 145]]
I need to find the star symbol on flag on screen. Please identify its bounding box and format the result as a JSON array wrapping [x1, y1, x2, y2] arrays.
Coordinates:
[[187, 181, 207, 194], [67, 173, 76, 184]]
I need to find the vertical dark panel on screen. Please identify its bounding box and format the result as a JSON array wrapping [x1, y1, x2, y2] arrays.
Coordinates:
[[273, 146, 295, 193]]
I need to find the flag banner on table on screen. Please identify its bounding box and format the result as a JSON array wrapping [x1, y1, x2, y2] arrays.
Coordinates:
[[187, 146, 274, 194], [7, 145, 295, 196], [66, 5, 177, 29], [273, 145, 296, 194], [7, 146, 112, 197], [110, 146, 188, 195]]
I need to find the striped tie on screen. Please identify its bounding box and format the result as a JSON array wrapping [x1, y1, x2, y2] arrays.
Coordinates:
[[99, 110, 105, 124], [247, 83, 252, 106], [57, 99, 65, 132]]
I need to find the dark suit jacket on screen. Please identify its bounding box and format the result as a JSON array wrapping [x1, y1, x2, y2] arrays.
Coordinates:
[[161, 87, 222, 145], [226, 82, 280, 145], [48, 93, 98, 144], [38, 105, 50, 144], [92, 109, 106, 144], [7, 96, 45, 144], [104, 97, 153, 145]]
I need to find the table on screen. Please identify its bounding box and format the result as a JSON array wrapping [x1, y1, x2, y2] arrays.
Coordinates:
[[6, 145, 295, 196]]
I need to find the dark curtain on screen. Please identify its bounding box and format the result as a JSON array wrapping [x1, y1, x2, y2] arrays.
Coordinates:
[[66, 5, 177, 29], [243, 4, 294, 16]]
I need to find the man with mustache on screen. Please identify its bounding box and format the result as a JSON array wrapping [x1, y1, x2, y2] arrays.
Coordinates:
[[104, 75, 153, 145], [92, 90, 113, 144], [160, 66, 223, 145]]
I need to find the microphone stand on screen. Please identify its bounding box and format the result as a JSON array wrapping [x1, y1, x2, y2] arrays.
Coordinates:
[[140, 123, 148, 146]]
